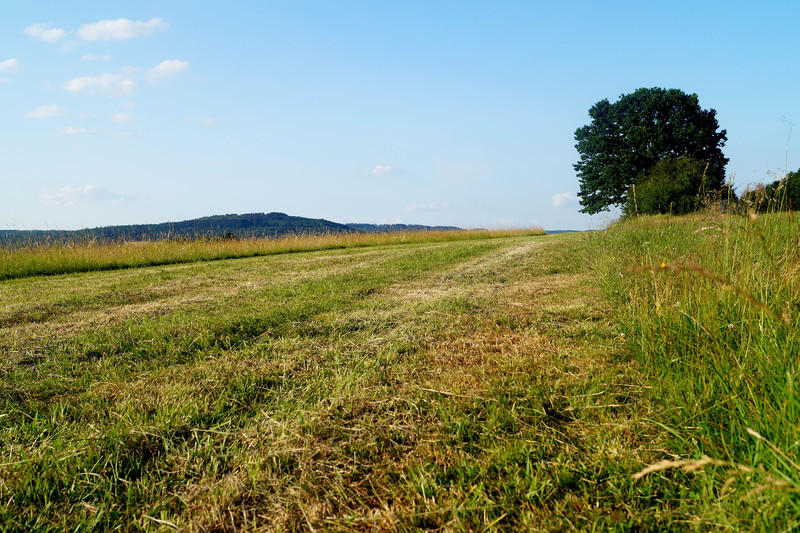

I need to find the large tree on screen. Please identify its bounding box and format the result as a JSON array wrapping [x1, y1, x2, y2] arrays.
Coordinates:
[[574, 87, 729, 214]]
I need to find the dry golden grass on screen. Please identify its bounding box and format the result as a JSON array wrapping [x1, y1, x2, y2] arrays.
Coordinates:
[[0, 228, 545, 281]]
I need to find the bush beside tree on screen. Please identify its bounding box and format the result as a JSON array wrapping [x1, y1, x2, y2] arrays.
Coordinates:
[[623, 156, 717, 216]]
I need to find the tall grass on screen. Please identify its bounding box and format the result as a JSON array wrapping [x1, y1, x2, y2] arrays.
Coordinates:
[[592, 209, 800, 528], [0, 228, 544, 281]]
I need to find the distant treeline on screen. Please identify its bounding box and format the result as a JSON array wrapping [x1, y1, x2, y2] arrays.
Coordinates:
[[0, 212, 463, 247]]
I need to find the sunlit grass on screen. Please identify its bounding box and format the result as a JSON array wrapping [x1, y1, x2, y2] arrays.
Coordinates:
[[0, 231, 664, 531], [11, 214, 796, 530]]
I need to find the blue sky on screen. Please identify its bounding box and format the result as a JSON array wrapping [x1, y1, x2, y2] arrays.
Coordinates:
[[2, 1, 799, 230]]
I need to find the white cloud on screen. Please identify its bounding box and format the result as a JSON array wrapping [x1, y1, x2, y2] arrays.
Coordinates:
[[41, 185, 96, 206], [0, 59, 20, 73], [552, 192, 579, 207], [65, 126, 95, 135], [41, 184, 131, 206], [365, 165, 404, 177], [111, 112, 135, 123], [405, 202, 449, 211], [120, 100, 136, 109], [145, 59, 189, 83], [62, 74, 136, 97], [369, 165, 396, 177], [0, 78, 8, 85], [23, 23, 67, 43], [76, 18, 168, 41], [81, 53, 112, 62], [27, 104, 70, 119]]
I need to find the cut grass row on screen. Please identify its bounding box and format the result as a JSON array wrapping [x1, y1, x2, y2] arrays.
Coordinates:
[[0, 228, 544, 281]]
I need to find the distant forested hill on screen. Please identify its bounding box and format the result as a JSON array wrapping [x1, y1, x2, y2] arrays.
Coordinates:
[[0, 213, 463, 247], [0, 213, 350, 246]]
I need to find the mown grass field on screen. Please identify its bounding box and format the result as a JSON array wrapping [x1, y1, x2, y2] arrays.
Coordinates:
[[1, 222, 798, 531]]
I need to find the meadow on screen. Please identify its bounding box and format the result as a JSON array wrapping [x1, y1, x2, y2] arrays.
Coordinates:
[[0, 220, 797, 531]]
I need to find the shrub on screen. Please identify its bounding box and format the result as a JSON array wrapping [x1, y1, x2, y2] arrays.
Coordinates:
[[740, 170, 800, 212], [624, 156, 718, 216]]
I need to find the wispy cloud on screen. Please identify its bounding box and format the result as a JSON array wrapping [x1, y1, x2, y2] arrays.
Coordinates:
[[40, 185, 96, 206], [111, 113, 136, 123], [145, 59, 189, 83], [24, 18, 166, 49], [65, 126, 95, 135], [81, 53, 112, 62], [76, 18, 168, 41], [0, 59, 20, 73], [365, 165, 400, 177], [27, 104, 69, 119], [405, 202, 449, 211], [40, 184, 132, 206], [62, 74, 136, 97], [552, 192, 579, 207], [22, 23, 67, 43]]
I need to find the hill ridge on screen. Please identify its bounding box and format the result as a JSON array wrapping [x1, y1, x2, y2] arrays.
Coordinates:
[[0, 212, 462, 246]]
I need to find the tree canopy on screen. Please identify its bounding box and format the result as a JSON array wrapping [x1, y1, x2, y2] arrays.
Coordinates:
[[574, 88, 729, 214]]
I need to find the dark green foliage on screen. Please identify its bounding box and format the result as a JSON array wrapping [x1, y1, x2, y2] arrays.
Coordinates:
[[624, 156, 713, 215], [575, 87, 728, 214], [740, 170, 800, 212]]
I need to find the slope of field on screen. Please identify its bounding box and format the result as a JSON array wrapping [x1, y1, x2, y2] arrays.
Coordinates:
[[1, 232, 668, 531], [4, 223, 796, 532]]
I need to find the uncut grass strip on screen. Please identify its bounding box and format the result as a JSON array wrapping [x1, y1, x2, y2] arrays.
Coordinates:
[[0, 229, 545, 281], [629, 261, 792, 329]]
